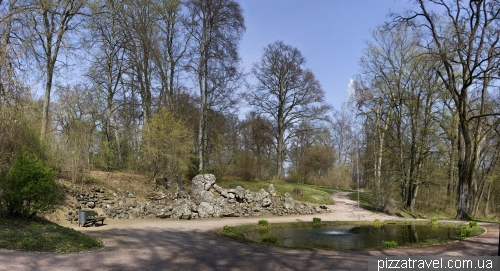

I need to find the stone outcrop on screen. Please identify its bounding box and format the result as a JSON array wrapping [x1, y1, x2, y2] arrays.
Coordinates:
[[67, 174, 330, 222]]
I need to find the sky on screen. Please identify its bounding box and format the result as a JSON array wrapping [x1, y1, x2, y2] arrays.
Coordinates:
[[238, 0, 414, 112]]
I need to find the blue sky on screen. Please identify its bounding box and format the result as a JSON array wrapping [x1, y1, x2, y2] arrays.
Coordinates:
[[239, 0, 414, 111]]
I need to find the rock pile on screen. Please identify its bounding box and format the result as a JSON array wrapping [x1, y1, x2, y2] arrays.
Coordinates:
[[67, 174, 330, 221]]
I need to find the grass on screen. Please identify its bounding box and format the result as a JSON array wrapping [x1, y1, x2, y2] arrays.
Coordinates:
[[347, 190, 376, 211], [381, 240, 398, 248], [216, 178, 343, 205], [0, 216, 103, 253]]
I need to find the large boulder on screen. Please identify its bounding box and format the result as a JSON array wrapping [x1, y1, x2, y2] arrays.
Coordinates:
[[193, 190, 215, 205], [213, 197, 231, 217], [268, 184, 276, 196], [190, 174, 216, 195], [283, 192, 294, 210], [171, 203, 192, 219], [256, 189, 271, 207], [198, 202, 215, 218], [234, 186, 245, 200]]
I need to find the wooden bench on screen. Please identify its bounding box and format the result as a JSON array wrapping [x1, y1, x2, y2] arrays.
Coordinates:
[[229, 184, 245, 189], [80, 210, 106, 227]]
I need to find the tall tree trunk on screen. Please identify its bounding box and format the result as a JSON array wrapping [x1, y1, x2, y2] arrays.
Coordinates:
[[456, 122, 473, 219], [197, 53, 208, 173], [41, 63, 54, 140], [484, 183, 491, 216], [276, 124, 284, 180]]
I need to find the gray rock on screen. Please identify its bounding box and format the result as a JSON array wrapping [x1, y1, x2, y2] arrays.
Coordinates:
[[213, 184, 223, 194], [244, 190, 254, 203], [235, 186, 245, 200], [198, 202, 215, 218], [283, 192, 294, 210], [190, 174, 216, 195], [171, 204, 191, 219], [268, 184, 276, 196], [262, 197, 272, 207]]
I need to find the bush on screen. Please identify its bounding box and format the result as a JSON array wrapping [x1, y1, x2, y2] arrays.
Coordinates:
[[139, 107, 193, 178], [468, 221, 478, 228], [261, 236, 278, 245], [381, 240, 398, 248], [431, 218, 438, 224], [312, 217, 321, 225], [257, 220, 269, 227], [0, 149, 60, 218], [222, 225, 235, 233], [456, 227, 472, 237]]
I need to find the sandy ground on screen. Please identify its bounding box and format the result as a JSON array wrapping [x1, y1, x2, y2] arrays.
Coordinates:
[[0, 192, 498, 271]]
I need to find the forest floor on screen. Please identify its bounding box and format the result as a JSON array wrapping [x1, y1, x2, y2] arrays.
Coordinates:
[[1, 192, 498, 271]]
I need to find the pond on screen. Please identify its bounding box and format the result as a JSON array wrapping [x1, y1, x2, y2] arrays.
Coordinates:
[[229, 222, 481, 250]]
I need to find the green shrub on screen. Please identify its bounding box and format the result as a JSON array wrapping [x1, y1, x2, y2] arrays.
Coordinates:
[[261, 236, 278, 245], [257, 220, 269, 227], [257, 228, 269, 235], [431, 218, 438, 224], [222, 225, 235, 233], [456, 227, 472, 237], [0, 149, 60, 218], [381, 240, 398, 248], [374, 218, 381, 224], [312, 217, 321, 225], [468, 221, 478, 228]]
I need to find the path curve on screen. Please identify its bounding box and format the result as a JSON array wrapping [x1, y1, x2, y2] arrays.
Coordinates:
[[0, 192, 498, 271]]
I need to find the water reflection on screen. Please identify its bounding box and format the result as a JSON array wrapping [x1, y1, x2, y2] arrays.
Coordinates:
[[244, 224, 460, 250]]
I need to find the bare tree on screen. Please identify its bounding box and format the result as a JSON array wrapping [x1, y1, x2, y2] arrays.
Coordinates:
[[186, 0, 245, 173], [86, 0, 127, 167], [0, 0, 31, 105], [119, 0, 160, 126], [359, 24, 443, 212], [399, 0, 500, 219], [23, 0, 86, 140], [330, 109, 354, 165], [246, 41, 330, 180], [238, 112, 275, 180], [153, 0, 190, 114]]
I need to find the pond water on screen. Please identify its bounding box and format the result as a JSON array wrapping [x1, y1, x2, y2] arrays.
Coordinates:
[[244, 224, 460, 250]]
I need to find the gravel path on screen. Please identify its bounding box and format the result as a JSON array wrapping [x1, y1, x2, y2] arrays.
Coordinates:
[[0, 192, 498, 271]]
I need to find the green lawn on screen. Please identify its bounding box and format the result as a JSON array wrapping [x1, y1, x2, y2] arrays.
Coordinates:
[[0, 216, 103, 253]]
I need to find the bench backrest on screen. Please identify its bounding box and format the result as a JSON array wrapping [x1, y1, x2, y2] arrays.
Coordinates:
[[86, 210, 98, 218]]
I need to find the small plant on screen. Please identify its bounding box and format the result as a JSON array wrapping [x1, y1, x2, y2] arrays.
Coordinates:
[[312, 217, 321, 225], [261, 236, 278, 245], [373, 218, 381, 224], [381, 240, 398, 248], [431, 218, 438, 224], [222, 225, 235, 234], [468, 221, 478, 228], [257, 228, 269, 235], [257, 220, 269, 228], [456, 226, 472, 237]]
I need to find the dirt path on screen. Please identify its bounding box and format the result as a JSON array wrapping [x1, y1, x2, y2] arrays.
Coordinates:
[[0, 192, 498, 271]]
